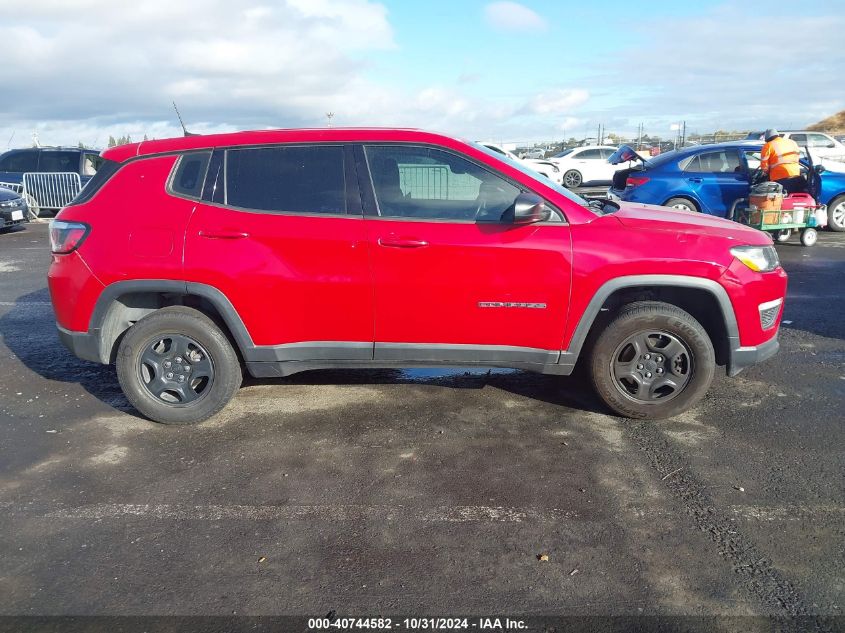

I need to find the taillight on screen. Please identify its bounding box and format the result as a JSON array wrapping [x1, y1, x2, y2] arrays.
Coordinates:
[[626, 176, 650, 187], [49, 221, 90, 254]]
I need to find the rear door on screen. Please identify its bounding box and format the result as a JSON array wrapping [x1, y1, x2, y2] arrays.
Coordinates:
[[359, 144, 572, 364], [183, 144, 373, 358], [681, 149, 747, 215]]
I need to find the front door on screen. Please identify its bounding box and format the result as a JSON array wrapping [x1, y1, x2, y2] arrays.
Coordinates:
[[360, 144, 572, 365], [184, 144, 373, 359]]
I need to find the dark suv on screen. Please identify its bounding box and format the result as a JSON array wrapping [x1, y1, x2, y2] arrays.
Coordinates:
[[0, 147, 103, 186]]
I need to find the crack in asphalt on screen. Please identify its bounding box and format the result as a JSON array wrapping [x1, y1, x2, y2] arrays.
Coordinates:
[[623, 419, 810, 617]]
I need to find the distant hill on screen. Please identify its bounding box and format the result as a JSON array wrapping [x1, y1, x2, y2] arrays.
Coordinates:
[[808, 110, 845, 132]]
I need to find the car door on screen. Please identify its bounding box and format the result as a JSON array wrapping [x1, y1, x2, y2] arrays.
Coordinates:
[[183, 144, 374, 359], [359, 144, 572, 365], [571, 148, 603, 184], [681, 149, 747, 216]]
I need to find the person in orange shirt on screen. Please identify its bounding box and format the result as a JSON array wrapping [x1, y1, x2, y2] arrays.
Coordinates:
[[760, 128, 803, 193]]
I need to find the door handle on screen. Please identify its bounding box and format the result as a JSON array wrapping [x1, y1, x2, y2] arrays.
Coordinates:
[[198, 230, 249, 240], [378, 236, 429, 248], [687, 177, 702, 183]]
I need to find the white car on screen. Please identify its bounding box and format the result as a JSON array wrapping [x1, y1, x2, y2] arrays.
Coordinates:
[[522, 148, 547, 159], [546, 145, 631, 189], [479, 143, 563, 185], [746, 131, 845, 163]]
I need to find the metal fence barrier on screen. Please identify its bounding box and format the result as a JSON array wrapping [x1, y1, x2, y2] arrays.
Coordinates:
[[0, 181, 25, 195], [22, 172, 82, 213]]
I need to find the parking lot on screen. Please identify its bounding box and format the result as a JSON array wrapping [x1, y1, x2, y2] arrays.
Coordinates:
[[0, 223, 843, 619]]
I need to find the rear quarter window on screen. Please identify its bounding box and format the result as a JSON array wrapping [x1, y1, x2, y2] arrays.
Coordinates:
[[169, 151, 212, 199], [67, 158, 121, 206]]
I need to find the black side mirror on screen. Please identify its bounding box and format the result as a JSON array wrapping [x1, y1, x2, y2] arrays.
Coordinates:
[[513, 192, 550, 224], [815, 164, 826, 174]]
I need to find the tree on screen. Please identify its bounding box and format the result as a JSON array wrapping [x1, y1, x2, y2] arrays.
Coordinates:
[[107, 135, 117, 148]]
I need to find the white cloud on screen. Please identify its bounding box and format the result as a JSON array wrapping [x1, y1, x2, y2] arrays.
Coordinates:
[[525, 89, 590, 115], [483, 1, 547, 32]]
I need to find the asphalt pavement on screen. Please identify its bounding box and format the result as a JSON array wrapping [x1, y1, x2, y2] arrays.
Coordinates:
[[0, 223, 842, 621]]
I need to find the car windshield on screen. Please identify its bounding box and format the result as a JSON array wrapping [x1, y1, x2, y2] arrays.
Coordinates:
[[471, 142, 590, 208]]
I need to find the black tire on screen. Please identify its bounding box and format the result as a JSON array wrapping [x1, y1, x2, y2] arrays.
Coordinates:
[[116, 306, 241, 424], [800, 227, 817, 247], [589, 301, 715, 419], [664, 197, 699, 213], [828, 194, 845, 232], [774, 229, 791, 243], [563, 169, 582, 188]]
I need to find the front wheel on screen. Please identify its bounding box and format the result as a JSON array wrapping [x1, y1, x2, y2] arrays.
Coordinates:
[[116, 306, 242, 424], [589, 301, 715, 419], [563, 169, 582, 188], [800, 227, 817, 246]]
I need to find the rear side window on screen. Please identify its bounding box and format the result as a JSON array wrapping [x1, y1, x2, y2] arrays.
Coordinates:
[[225, 145, 346, 214], [169, 152, 211, 199], [67, 159, 121, 206], [683, 151, 741, 173], [0, 150, 38, 172], [576, 148, 602, 159]]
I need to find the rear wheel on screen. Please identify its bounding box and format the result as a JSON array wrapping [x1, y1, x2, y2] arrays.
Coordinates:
[[774, 229, 792, 243], [589, 301, 715, 419], [828, 195, 845, 232], [664, 197, 699, 213], [563, 169, 582, 188], [116, 306, 241, 424]]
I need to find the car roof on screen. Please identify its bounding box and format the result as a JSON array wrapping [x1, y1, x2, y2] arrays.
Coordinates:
[[102, 127, 444, 162]]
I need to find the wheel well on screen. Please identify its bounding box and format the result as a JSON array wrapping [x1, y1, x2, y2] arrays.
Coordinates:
[[663, 195, 699, 211], [586, 285, 730, 367], [98, 292, 241, 364]]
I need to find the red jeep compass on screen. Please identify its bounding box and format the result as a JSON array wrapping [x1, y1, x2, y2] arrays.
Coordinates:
[[48, 128, 787, 424]]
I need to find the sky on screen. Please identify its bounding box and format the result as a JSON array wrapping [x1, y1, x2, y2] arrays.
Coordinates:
[[0, 0, 844, 149]]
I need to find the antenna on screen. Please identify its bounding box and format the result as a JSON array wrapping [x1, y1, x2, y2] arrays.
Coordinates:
[[172, 102, 197, 137], [326, 112, 335, 128]]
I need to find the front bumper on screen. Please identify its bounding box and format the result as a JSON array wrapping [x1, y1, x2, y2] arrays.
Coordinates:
[[0, 207, 27, 228], [728, 334, 780, 377]]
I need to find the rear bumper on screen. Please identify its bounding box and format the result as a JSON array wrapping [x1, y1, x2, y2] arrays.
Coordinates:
[[57, 323, 101, 363], [728, 334, 779, 377]]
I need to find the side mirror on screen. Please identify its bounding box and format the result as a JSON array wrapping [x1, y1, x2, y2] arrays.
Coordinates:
[[513, 192, 550, 224], [815, 164, 826, 174]]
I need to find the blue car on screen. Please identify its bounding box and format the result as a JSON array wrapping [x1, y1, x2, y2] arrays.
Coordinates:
[[607, 142, 845, 232]]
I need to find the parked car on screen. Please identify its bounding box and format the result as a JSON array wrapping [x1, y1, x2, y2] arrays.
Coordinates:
[[522, 148, 547, 159], [0, 147, 104, 218], [49, 128, 786, 425], [607, 141, 845, 231], [0, 186, 28, 230], [0, 147, 103, 185], [547, 145, 629, 188], [745, 131, 845, 163], [480, 143, 563, 185]]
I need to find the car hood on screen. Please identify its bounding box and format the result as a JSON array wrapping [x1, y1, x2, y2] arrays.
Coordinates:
[[611, 202, 772, 245], [0, 186, 20, 202]]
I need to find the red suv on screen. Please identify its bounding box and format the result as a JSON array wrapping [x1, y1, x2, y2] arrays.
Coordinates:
[[48, 128, 787, 424]]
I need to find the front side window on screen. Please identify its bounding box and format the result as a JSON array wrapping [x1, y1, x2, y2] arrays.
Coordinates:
[[225, 145, 346, 214], [39, 151, 79, 173], [170, 151, 211, 199], [82, 153, 104, 176], [365, 145, 523, 222], [0, 150, 38, 172], [789, 134, 807, 145], [683, 150, 741, 173], [808, 133, 834, 149]]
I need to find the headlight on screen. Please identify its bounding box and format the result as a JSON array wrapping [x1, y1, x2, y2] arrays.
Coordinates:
[[730, 245, 780, 272], [0, 198, 22, 208]]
